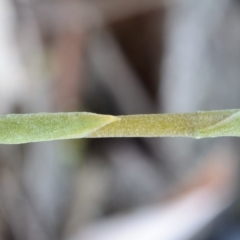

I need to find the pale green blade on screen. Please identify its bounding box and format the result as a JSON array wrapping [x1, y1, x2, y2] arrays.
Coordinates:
[[89, 109, 240, 139], [1, 109, 240, 144], [0, 112, 119, 144], [197, 110, 240, 138]]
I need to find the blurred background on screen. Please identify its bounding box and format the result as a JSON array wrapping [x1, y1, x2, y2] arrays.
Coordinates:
[[1, 0, 240, 239]]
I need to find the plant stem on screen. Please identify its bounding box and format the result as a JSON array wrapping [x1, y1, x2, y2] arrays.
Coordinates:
[[88, 109, 240, 139], [0, 112, 118, 144], [0, 109, 240, 144]]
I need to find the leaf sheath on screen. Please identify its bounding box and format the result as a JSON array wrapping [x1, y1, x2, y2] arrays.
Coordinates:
[[0, 109, 240, 144], [89, 109, 240, 139], [0, 112, 119, 144]]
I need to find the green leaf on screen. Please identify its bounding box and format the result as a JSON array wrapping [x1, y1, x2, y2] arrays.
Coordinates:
[[0, 112, 119, 144], [1, 109, 240, 144], [89, 109, 240, 139]]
